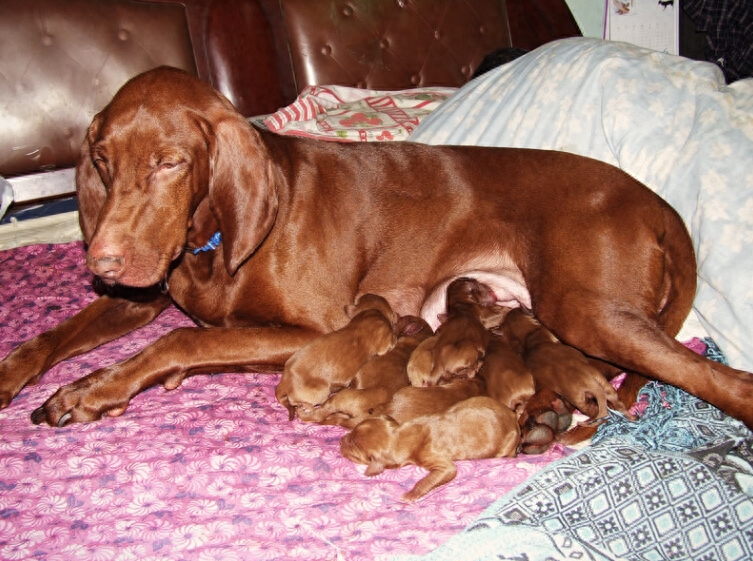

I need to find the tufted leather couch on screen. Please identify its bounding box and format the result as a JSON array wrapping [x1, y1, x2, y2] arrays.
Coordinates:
[[0, 0, 580, 207]]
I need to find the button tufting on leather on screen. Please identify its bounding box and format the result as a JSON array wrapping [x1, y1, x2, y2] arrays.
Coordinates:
[[379, 38, 389, 49], [479, 25, 486, 34], [356, 81, 366, 89], [118, 29, 130, 41], [434, 30, 442, 40], [342, 5, 352, 17], [396, 0, 406, 8], [41, 35, 53, 47], [461, 65, 470, 76], [321, 45, 332, 56], [410, 74, 420, 85]]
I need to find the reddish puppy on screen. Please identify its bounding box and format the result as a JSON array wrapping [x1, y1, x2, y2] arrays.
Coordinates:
[[297, 315, 431, 428], [275, 294, 397, 420], [340, 396, 520, 501], [500, 308, 632, 423], [407, 277, 507, 387]]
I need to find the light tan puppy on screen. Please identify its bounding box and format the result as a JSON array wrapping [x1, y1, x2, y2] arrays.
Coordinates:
[[478, 329, 535, 416], [500, 308, 631, 424], [297, 316, 432, 427], [341, 396, 520, 501], [275, 294, 397, 420], [408, 277, 508, 387], [371, 377, 486, 424]]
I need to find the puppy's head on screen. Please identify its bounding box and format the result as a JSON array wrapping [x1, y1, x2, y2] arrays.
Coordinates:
[[345, 293, 398, 326], [396, 315, 433, 343], [276, 353, 330, 421], [445, 277, 497, 308], [340, 417, 399, 476]]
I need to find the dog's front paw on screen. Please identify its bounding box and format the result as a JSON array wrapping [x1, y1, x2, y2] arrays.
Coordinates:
[[30, 370, 130, 427]]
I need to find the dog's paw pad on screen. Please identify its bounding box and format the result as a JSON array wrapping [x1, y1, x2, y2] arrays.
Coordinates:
[[534, 410, 559, 430]]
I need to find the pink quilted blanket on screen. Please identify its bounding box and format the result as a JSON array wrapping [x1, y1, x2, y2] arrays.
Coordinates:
[[0, 241, 567, 560]]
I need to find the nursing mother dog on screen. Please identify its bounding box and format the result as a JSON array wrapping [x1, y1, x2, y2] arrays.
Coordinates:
[[0, 66, 751, 433]]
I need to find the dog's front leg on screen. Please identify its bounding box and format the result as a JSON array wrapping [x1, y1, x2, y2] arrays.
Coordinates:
[[0, 294, 171, 410], [30, 325, 319, 426]]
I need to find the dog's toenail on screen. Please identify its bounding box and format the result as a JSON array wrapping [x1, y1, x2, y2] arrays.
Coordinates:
[[57, 412, 72, 427]]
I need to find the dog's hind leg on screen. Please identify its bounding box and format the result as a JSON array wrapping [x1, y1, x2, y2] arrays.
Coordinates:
[[549, 304, 753, 430]]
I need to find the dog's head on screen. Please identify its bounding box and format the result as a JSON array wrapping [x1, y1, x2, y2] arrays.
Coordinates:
[[340, 417, 400, 476], [77, 66, 278, 287]]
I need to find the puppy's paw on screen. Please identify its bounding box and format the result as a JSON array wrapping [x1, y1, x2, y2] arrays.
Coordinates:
[[519, 423, 554, 455]]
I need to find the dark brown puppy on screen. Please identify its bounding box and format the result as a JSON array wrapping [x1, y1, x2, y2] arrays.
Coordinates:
[[407, 278, 508, 387], [275, 294, 397, 420], [478, 329, 536, 416], [297, 316, 432, 427], [2, 68, 750, 433], [372, 377, 486, 424], [341, 396, 520, 501], [500, 308, 632, 423]]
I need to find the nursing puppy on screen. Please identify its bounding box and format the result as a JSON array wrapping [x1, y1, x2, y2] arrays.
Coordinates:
[[372, 376, 486, 424], [297, 316, 432, 427], [275, 294, 397, 420], [407, 277, 508, 387], [341, 396, 520, 501], [478, 329, 536, 416], [500, 308, 631, 423]]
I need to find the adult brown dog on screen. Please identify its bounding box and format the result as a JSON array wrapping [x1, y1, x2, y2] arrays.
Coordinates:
[[340, 396, 520, 501], [275, 293, 397, 420], [0, 67, 751, 429]]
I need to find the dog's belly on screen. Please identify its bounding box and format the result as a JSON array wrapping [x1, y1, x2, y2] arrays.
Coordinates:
[[420, 270, 531, 330]]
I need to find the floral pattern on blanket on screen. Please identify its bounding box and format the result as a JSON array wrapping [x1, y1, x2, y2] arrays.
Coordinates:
[[0, 242, 565, 561], [264, 85, 457, 142]]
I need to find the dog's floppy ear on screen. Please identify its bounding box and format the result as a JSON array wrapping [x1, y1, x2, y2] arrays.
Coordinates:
[[208, 111, 278, 275], [76, 115, 107, 244]]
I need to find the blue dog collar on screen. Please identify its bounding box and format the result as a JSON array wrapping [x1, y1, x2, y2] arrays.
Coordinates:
[[193, 231, 222, 254]]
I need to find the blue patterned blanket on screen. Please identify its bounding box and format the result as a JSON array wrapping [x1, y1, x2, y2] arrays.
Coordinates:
[[395, 340, 753, 560]]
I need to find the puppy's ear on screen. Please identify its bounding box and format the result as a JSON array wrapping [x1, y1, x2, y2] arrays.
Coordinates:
[[76, 115, 107, 244], [365, 461, 385, 476], [208, 112, 279, 275]]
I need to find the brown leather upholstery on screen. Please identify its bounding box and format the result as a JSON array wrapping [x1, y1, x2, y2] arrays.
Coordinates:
[[0, 0, 197, 178], [262, 0, 512, 106]]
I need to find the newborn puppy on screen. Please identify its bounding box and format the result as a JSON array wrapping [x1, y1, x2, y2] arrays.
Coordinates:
[[340, 396, 520, 502], [500, 308, 631, 424], [372, 376, 486, 424], [407, 277, 508, 387], [478, 329, 535, 416], [275, 293, 397, 420], [297, 316, 432, 427]]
